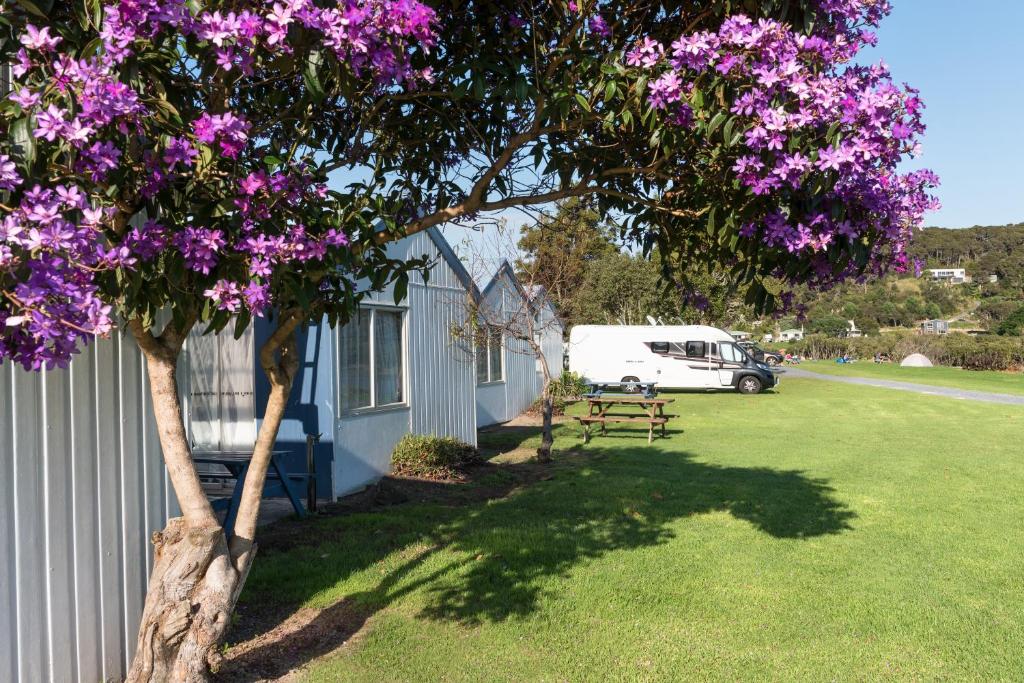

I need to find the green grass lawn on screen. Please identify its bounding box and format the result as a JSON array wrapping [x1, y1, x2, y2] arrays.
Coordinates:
[[798, 359, 1024, 396], [235, 380, 1024, 681]]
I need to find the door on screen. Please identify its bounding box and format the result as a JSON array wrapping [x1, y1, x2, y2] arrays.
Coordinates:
[[716, 342, 745, 387], [681, 340, 716, 388]]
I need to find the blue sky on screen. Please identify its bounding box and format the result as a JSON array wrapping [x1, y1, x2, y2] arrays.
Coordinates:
[[861, 0, 1024, 228]]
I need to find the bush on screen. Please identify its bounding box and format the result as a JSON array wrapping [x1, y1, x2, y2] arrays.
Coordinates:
[[391, 434, 482, 480], [786, 332, 1024, 371], [527, 395, 568, 417], [548, 370, 589, 399]]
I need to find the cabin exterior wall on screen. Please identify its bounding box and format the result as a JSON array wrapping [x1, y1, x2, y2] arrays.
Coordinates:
[[0, 334, 178, 683]]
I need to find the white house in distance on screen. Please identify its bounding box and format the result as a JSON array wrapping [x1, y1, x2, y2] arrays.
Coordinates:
[[780, 328, 804, 341], [475, 262, 565, 428], [926, 267, 967, 284]]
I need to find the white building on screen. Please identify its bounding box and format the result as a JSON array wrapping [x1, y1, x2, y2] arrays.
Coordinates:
[[0, 227, 487, 681], [779, 328, 804, 341], [184, 227, 482, 498], [926, 268, 966, 284], [475, 262, 565, 427]]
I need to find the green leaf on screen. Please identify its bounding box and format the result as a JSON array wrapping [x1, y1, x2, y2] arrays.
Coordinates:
[[722, 116, 735, 144], [604, 81, 616, 102], [707, 112, 727, 138], [393, 272, 409, 305], [514, 77, 528, 102], [15, 0, 48, 18], [10, 117, 36, 169], [303, 50, 326, 103], [706, 206, 718, 235], [574, 93, 592, 112], [233, 310, 251, 340]]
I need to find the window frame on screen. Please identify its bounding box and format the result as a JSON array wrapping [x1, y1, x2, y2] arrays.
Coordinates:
[[477, 325, 505, 385], [684, 340, 707, 358], [337, 304, 409, 416]]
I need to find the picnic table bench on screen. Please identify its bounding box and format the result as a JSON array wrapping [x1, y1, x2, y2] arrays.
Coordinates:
[[574, 395, 676, 444], [193, 450, 310, 537]]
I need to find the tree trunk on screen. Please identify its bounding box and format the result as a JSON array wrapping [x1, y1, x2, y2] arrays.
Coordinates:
[[125, 317, 299, 682], [126, 520, 248, 682], [537, 388, 554, 463]]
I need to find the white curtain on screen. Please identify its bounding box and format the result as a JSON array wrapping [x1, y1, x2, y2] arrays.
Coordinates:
[[339, 309, 372, 412], [374, 310, 403, 405], [187, 325, 256, 451], [488, 327, 503, 381]]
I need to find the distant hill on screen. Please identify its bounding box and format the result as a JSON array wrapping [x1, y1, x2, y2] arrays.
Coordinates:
[[909, 224, 1024, 284]]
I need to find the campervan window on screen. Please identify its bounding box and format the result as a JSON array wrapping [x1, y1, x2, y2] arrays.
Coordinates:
[[651, 342, 670, 353], [684, 340, 706, 357], [719, 342, 744, 363]]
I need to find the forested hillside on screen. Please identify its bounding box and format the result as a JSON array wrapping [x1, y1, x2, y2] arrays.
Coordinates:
[[515, 203, 1024, 337], [910, 224, 1024, 284]]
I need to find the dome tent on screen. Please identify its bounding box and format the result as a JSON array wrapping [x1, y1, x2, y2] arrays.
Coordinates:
[[900, 353, 933, 368]]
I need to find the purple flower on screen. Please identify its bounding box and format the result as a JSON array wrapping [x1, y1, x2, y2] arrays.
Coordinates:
[[20, 24, 62, 51], [33, 105, 67, 142], [242, 281, 270, 316], [204, 280, 243, 312], [9, 89, 41, 109], [0, 155, 22, 192], [589, 15, 611, 38], [163, 136, 198, 169], [174, 226, 226, 274]]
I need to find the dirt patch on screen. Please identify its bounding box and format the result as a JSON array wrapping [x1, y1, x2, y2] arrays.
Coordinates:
[[218, 599, 373, 682]]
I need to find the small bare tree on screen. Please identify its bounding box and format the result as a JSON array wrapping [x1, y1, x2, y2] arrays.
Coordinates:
[[450, 221, 568, 462]]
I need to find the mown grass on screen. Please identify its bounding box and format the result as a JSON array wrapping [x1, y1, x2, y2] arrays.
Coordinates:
[[237, 379, 1024, 681], [799, 358, 1024, 395]]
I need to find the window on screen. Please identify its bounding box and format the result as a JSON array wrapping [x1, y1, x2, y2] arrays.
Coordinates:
[[477, 326, 504, 383], [651, 342, 670, 354], [339, 308, 405, 413], [685, 340, 706, 358], [374, 310, 404, 405], [720, 343, 744, 363]]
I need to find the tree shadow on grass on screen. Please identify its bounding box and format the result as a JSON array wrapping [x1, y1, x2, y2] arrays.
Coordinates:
[[219, 424, 855, 679], [418, 443, 854, 625]]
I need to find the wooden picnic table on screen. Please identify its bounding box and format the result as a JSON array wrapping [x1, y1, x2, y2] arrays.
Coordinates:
[[192, 450, 308, 537], [574, 395, 675, 444]]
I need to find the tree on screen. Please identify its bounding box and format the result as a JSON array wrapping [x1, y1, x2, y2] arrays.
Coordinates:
[[996, 306, 1024, 336], [515, 198, 618, 326], [574, 249, 671, 324], [454, 223, 567, 462], [809, 314, 849, 338], [1, 2, 436, 680], [1, 1, 937, 679]]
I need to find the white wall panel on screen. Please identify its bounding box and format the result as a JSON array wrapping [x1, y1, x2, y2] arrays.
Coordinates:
[[0, 333, 178, 683]]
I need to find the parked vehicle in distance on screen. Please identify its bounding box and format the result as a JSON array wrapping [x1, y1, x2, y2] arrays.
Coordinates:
[[568, 325, 779, 394], [737, 341, 785, 366]]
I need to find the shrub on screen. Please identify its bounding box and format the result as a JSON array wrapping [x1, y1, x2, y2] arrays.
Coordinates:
[[786, 332, 1024, 371], [549, 371, 589, 399], [527, 395, 568, 417], [391, 435, 482, 480]]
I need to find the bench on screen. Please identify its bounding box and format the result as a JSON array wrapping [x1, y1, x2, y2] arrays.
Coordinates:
[[575, 412, 674, 444]]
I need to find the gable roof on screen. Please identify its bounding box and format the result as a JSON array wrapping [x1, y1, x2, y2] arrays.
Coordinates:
[[425, 227, 481, 301], [480, 261, 565, 331], [481, 260, 530, 303]]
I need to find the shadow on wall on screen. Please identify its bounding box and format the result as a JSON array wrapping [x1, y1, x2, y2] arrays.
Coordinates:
[[222, 423, 855, 680], [254, 321, 334, 498]]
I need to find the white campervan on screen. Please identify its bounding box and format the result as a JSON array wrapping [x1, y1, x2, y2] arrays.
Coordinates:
[[568, 324, 778, 394]]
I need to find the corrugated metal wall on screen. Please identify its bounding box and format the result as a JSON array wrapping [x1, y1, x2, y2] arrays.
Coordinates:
[[407, 234, 478, 445], [475, 274, 547, 426], [0, 333, 178, 683]]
